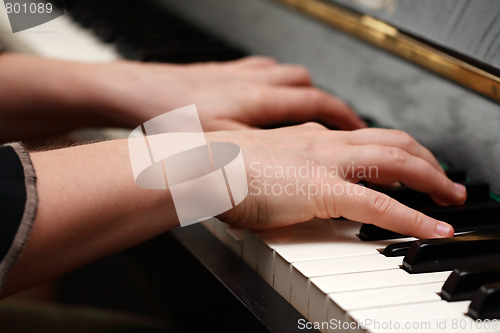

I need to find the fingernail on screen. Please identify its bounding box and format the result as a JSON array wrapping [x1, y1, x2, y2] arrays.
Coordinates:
[[435, 222, 453, 237], [454, 182, 466, 195]]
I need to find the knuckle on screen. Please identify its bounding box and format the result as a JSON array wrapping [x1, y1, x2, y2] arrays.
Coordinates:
[[371, 193, 394, 219], [396, 130, 415, 149], [389, 147, 408, 167], [407, 211, 426, 233]]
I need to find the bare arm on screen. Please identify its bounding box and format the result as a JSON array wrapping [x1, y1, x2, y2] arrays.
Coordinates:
[[0, 53, 117, 141], [0, 125, 466, 297], [0, 53, 366, 143], [1, 139, 177, 297]]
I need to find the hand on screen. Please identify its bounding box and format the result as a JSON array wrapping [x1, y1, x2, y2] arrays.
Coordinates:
[[5, 124, 463, 295], [102, 56, 367, 131], [209, 124, 466, 239]]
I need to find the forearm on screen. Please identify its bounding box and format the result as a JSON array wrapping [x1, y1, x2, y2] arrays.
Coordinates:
[[0, 139, 178, 297], [0, 53, 366, 144], [0, 53, 126, 142], [0, 125, 465, 297]]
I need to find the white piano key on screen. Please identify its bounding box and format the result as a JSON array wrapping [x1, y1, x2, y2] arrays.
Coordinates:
[[333, 282, 442, 313], [274, 252, 293, 300], [290, 254, 403, 317], [271, 223, 410, 265], [308, 269, 451, 328], [272, 230, 361, 300], [0, 13, 119, 62], [243, 219, 343, 287], [272, 236, 411, 301], [325, 282, 443, 332], [349, 301, 500, 333], [257, 239, 275, 286], [242, 219, 333, 273], [254, 219, 413, 300]]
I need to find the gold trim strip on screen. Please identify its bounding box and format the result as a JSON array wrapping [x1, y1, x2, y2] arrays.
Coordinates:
[[275, 0, 500, 101]]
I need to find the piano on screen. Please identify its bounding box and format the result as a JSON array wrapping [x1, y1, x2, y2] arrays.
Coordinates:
[[1, 0, 500, 332]]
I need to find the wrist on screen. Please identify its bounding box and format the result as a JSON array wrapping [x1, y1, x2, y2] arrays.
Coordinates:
[[0, 54, 121, 141], [91, 61, 183, 128]]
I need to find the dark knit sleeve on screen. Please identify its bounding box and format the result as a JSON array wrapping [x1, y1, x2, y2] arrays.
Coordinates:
[[0, 143, 38, 288]]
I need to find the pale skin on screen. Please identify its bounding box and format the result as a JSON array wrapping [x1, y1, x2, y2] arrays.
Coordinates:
[[0, 53, 466, 297]]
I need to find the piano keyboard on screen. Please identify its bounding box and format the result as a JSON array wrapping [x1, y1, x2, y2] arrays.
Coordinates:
[[205, 170, 500, 332], [0, 3, 119, 62], [0, 0, 245, 63], [206, 199, 500, 332], [3, 0, 500, 331]]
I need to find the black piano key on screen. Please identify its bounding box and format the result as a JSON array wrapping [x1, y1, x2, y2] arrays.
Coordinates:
[[358, 224, 402, 241], [424, 201, 500, 229], [374, 182, 490, 208], [113, 31, 209, 46], [402, 233, 500, 274], [104, 23, 200, 44], [445, 170, 467, 183], [117, 38, 221, 53], [466, 183, 491, 202], [441, 264, 500, 302], [382, 230, 500, 257], [468, 283, 500, 319], [124, 47, 244, 63], [68, 0, 248, 63], [359, 200, 500, 241], [382, 240, 415, 257]]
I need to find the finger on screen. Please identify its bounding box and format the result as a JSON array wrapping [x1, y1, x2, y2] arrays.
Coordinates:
[[345, 145, 467, 205], [346, 128, 444, 174], [227, 56, 277, 68], [250, 65, 313, 86], [250, 86, 366, 130], [335, 183, 454, 239]]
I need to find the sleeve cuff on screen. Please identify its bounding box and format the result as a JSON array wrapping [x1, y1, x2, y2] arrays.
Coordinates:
[[0, 142, 38, 289]]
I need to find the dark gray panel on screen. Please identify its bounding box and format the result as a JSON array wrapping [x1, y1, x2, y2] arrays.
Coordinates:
[[327, 0, 500, 71]]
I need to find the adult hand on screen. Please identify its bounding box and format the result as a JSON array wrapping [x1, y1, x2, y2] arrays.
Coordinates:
[[102, 56, 366, 131], [3, 124, 463, 296], [0, 54, 364, 142], [209, 124, 466, 239]]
